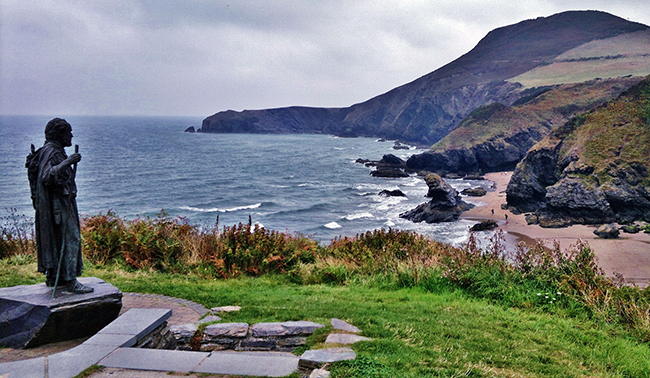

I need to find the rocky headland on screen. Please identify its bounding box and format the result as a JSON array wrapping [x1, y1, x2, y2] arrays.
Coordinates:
[[506, 77, 650, 227], [405, 77, 645, 175]]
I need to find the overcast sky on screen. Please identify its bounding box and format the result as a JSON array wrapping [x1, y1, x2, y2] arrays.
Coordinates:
[[1, 1, 649, 117]]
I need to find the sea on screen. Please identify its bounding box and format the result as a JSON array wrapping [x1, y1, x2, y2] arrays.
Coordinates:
[[0, 115, 493, 246]]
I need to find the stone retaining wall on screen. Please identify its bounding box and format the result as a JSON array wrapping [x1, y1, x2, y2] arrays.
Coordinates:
[[171, 321, 324, 352]]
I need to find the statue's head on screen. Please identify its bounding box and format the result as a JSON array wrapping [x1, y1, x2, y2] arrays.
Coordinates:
[[45, 118, 73, 147]]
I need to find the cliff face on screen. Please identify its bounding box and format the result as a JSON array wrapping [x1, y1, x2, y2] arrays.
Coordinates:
[[406, 77, 645, 174], [506, 77, 650, 227], [202, 11, 649, 145]]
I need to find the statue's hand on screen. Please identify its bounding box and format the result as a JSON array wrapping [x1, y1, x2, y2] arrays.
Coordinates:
[[62, 153, 82, 167]]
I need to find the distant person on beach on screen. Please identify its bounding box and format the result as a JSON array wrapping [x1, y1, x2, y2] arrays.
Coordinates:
[[26, 118, 93, 294], [505, 213, 508, 224]]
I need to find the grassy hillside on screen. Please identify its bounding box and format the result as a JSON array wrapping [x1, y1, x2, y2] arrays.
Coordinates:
[[432, 77, 643, 151], [509, 30, 650, 87], [405, 77, 644, 174], [559, 77, 650, 186]]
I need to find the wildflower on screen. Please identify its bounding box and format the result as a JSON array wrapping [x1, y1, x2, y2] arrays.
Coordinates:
[[537, 293, 541, 296], [545, 296, 549, 299]]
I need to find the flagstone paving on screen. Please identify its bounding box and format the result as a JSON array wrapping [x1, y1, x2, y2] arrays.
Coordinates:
[[0, 293, 368, 378]]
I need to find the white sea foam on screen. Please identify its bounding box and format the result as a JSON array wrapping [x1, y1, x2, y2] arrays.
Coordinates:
[[180, 203, 262, 213], [324, 222, 342, 229], [344, 212, 374, 221]]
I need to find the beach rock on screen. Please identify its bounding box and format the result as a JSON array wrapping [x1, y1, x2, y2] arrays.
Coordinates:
[[393, 141, 410, 150], [470, 220, 499, 231], [378, 189, 406, 197], [594, 224, 619, 239], [400, 174, 473, 223], [0, 277, 122, 348], [461, 187, 487, 197], [620, 224, 640, 233], [371, 169, 409, 178]]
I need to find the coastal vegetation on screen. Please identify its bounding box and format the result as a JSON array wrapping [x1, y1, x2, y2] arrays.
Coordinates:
[[2, 209, 650, 376], [506, 76, 650, 226]]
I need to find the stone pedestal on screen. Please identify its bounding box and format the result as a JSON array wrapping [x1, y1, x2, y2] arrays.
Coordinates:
[[0, 277, 122, 348]]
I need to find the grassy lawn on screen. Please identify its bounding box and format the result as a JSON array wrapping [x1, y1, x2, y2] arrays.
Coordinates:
[[3, 257, 648, 377]]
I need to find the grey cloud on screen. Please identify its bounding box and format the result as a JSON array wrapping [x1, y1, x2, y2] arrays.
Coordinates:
[[1, 0, 649, 116]]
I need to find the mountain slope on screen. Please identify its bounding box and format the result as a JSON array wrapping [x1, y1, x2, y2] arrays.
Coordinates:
[[506, 76, 650, 226], [202, 11, 649, 145], [405, 76, 644, 174]]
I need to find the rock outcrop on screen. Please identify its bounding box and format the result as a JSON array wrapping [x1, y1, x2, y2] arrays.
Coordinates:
[[400, 174, 473, 223], [361, 154, 411, 178], [470, 220, 499, 231], [594, 224, 620, 239], [506, 77, 650, 227], [461, 188, 487, 197]]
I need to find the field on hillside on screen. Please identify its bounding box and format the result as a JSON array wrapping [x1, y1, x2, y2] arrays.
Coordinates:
[[509, 30, 650, 87]]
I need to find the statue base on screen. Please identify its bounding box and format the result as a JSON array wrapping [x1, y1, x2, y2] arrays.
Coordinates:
[[0, 277, 122, 348]]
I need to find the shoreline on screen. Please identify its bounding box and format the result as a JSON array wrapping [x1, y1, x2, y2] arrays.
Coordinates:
[[460, 171, 650, 288]]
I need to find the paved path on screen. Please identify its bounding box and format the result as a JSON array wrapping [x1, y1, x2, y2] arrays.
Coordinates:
[[0, 294, 356, 377]]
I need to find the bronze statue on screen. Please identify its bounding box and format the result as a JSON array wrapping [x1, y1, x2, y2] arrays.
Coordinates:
[[26, 118, 93, 294]]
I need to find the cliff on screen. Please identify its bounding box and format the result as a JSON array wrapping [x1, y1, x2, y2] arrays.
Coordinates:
[[506, 76, 650, 227], [202, 11, 649, 146]]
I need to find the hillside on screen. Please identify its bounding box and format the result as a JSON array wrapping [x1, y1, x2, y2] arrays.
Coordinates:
[[405, 76, 644, 174], [506, 76, 650, 227], [202, 11, 649, 146]]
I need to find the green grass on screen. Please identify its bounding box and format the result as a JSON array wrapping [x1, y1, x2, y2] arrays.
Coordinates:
[[3, 259, 649, 377]]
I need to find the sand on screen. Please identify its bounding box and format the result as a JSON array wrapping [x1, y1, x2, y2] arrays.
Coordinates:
[[460, 172, 650, 288]]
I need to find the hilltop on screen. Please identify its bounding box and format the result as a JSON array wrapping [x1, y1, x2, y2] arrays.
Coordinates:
[[506, 76, 650, 226], [201, 11, 649, 147]]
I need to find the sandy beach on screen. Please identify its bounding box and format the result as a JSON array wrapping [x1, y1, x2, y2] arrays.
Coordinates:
[[460, 172, 650, 288]]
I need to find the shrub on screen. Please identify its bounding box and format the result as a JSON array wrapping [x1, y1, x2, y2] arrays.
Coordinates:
[[80, 212, 319, 277], [81, 211, 125, 264], [0, 208, 35, 259]]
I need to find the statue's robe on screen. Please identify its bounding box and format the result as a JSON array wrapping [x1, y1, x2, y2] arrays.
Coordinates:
[[29, 141, 83, 281]]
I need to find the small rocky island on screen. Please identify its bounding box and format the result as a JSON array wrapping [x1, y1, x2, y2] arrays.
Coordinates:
[[400, 173, 473, 223]]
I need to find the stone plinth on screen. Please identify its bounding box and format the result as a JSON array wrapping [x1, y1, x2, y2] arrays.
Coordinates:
[[0, 277, 122, 348]]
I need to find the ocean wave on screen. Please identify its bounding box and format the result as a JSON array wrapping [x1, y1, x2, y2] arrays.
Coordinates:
[[324, 222, 342, 229], [344, 212, 374, 221], [180, 203, 262, 213]]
